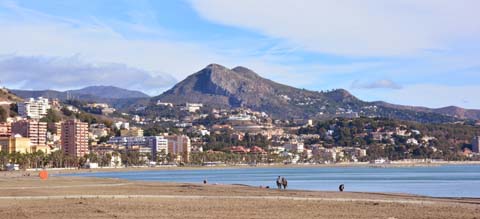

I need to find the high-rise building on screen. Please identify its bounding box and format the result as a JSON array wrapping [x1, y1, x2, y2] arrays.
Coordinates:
[[148, 136, 168, 160], [11, 120, 47, 147], [17, 97, 51, 119], [472, 136, 480, 153], [165, 135, 191, 162], [0, 123, 11, 137], [61, 119, 89, 157]]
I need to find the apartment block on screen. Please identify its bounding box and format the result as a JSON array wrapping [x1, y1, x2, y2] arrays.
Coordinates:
[[11, 120, 47, 147], [61, 119, 89, 157], [17, 97, 51, 119], [165, 135, 191, 162]]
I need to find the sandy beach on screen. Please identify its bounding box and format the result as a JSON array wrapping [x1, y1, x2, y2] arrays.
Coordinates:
[[0, 172, 479, 219]]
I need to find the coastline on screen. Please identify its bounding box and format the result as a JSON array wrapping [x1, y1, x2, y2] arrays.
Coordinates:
[[0, 175, 478, 219], [14, 160, 480, 176]]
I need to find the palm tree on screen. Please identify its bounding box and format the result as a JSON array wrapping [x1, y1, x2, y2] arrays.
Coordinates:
[[0, 151, 9, 170]]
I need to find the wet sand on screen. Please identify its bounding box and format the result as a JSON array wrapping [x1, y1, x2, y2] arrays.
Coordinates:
[[0, 174, 479, 219]]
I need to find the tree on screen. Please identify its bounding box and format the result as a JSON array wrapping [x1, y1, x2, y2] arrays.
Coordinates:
[[0, 151, 9, 170], [0, 107, 7, 122], [9, 103, 18, 117], [40, 109, 61, 123]]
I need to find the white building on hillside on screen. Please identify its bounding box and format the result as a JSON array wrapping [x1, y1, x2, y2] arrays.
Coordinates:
[[17, 97, 50, 119]]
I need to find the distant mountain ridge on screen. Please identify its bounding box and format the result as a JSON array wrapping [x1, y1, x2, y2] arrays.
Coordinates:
[[373, 101, 480, 120], [11, 86, 150, 109], [155, 64, 475, 123], [12, 86, 149, 100]]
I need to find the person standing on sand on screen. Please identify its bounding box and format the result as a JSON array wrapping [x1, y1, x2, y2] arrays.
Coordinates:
[[276, 176, 282, 189], [281, 177, 288, 190], [339, 184, 344, 192]]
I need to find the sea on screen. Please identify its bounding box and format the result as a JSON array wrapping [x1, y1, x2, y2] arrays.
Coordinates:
[[65, 165, 480, 198]]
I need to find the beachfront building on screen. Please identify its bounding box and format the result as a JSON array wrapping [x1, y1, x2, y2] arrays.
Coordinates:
[[107, 136, 169, 156], [0, 134, 31, 153], [17, 97, 51, 119], [61, 119, 89, 157], [149, 136, 168, 161], [11, 120, 47, 147], [165, 135, 191, 162], [472, 136, 480, 153]]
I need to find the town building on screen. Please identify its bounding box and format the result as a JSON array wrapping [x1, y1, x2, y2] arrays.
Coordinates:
[[149, 136, 169, 161], [0, 134, 31, 153], [184, 103, 203, 112], [11, 120, 47, 147], [0, 122, 11, 137], [113, 121, 129, 130], [165, 135, 191, 162], [107, 136, 168, 157], [472, 136, 480, 153], [17, 97, 50, 119], [283, 141, 304, 153], [61, 119, 89, 157], [107, 136, 146, 148], [120, 127, 144, 137]]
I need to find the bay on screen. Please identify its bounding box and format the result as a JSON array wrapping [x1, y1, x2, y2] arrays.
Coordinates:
[[65, 165, 480, 198]]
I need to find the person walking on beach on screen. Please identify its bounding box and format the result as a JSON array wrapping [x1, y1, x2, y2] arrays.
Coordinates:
[[339, 184, 344, 192], [281, 177, 288, 190], [276, 176, 282, 189]]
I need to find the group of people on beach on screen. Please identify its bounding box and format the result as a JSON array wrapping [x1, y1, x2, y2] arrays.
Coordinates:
[[276, 176, 288, 190]]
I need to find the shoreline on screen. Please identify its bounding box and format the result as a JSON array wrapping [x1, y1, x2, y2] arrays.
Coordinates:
[[9, 160, 480, 176]]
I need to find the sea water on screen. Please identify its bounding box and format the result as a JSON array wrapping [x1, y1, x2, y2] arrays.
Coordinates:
[[65, 165, 480, 198]]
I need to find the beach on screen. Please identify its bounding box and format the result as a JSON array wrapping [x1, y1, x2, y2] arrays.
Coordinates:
[[1, 172, 479, 219]]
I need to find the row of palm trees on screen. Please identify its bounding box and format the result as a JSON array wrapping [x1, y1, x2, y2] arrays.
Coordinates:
[[1, 149, 323, 170], [0, 150, 121, 170], [0, 150, 74, 170]]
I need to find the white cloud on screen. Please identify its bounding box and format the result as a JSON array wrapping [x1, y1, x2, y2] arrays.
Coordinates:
[[351, 79, 402, 90], [352, 84, 480, 109], [191, 0, 480, 56], [0, 55, 177, 95], [0, 1, 232, 86], [0, 1, 315, 95]]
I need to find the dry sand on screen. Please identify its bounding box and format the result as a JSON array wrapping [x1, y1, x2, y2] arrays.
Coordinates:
[[0, 174, 479, 219]]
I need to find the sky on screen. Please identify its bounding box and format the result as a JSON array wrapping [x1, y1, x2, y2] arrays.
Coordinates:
[[0, 0, 479, 109]]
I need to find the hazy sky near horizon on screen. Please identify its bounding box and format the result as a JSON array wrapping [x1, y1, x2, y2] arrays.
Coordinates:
[[0, 0, 479, 109]]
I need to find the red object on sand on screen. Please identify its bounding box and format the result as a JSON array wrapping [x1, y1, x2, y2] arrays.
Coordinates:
[[39, 170, 48, 180]]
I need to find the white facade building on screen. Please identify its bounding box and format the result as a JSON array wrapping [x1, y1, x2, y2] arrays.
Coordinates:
[[18, 97, 50, 119], [149, 136, 169, 160], [185, 103, 203, 112]]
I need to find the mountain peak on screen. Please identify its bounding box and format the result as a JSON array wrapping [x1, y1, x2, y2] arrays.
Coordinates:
[[157, 64, 359, 118], [232, 66, 260, 79], [205, 63, 229, 71]]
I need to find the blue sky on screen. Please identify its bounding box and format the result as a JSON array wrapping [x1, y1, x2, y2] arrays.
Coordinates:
[[0, 0, 479, 109]]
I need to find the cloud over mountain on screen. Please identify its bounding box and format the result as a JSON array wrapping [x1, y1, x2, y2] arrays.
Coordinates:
[[0, 55, 177, 95]]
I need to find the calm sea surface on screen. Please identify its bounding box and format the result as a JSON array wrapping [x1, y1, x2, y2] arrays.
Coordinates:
[[65, 165, 480, 198]]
